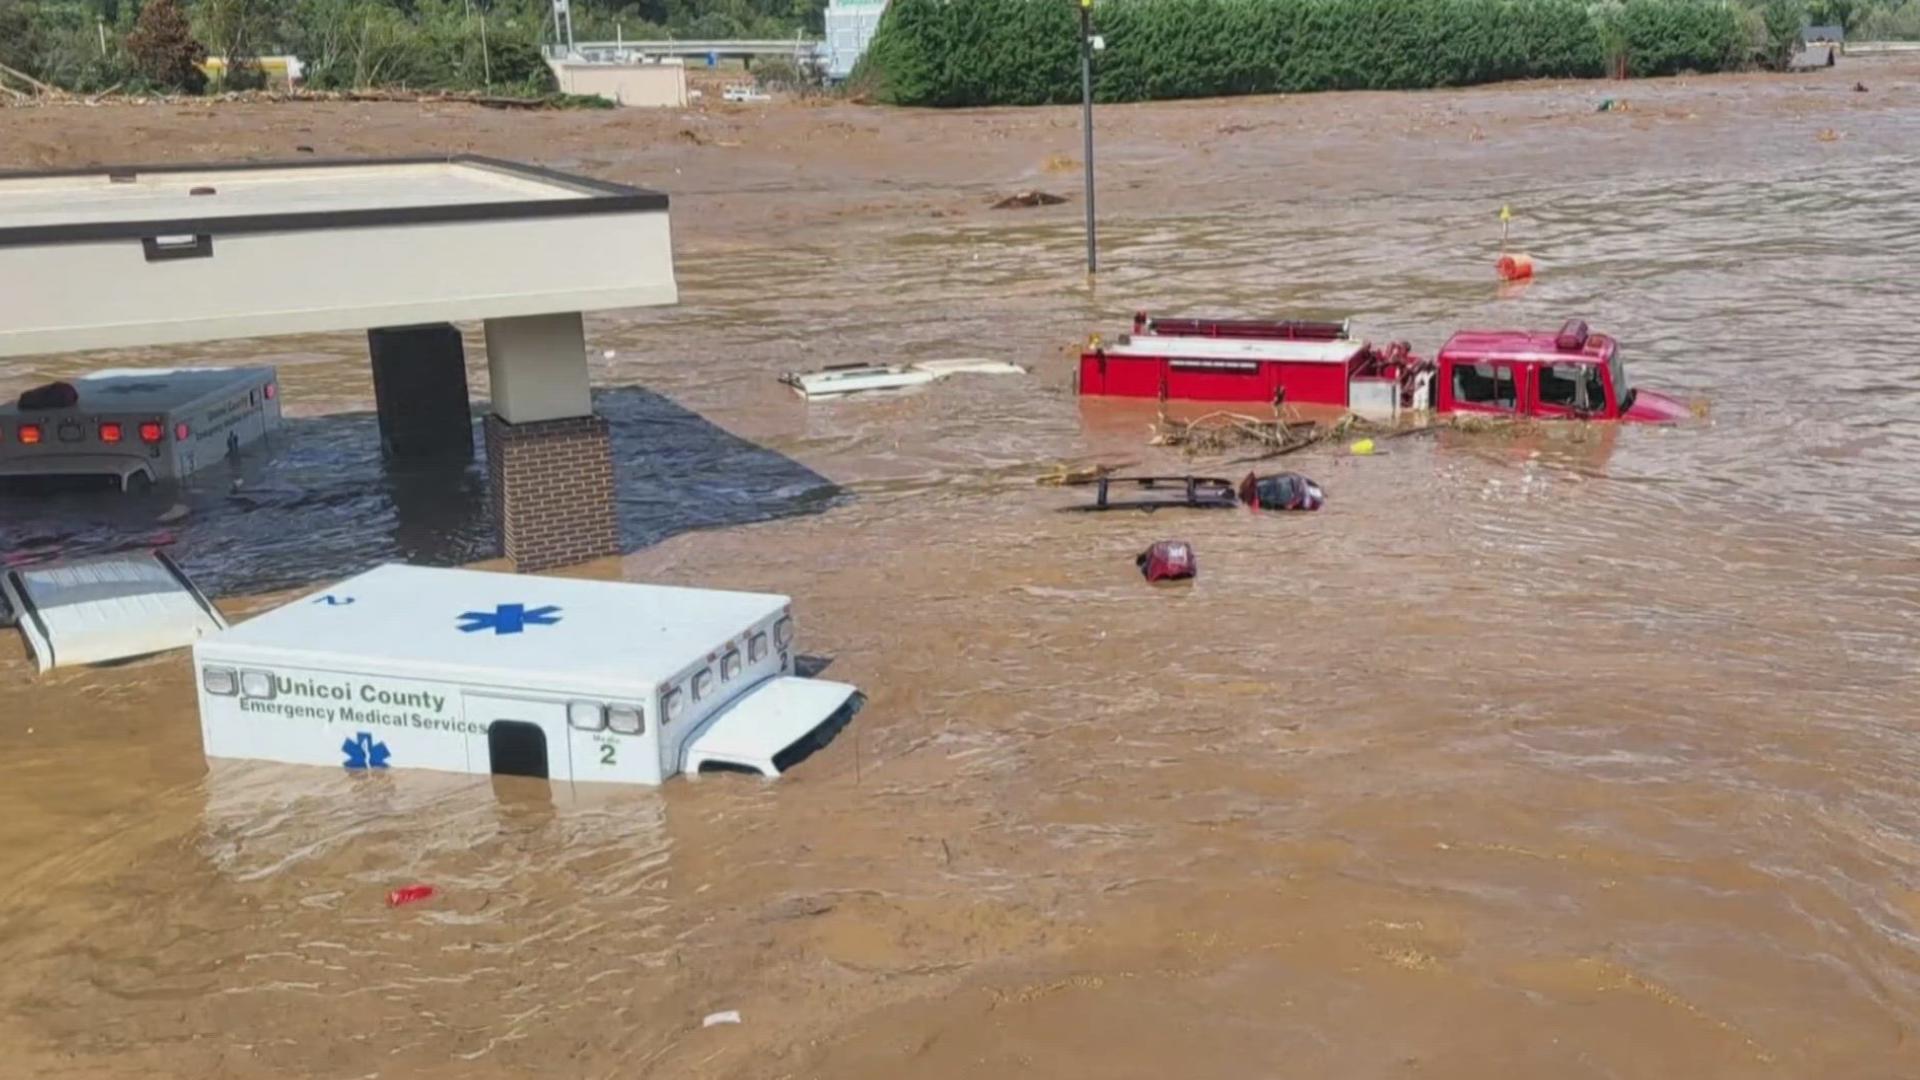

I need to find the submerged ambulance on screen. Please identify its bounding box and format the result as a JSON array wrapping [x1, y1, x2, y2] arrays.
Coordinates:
[[0, 366, 281, 492], [192, 564, 860, 784]]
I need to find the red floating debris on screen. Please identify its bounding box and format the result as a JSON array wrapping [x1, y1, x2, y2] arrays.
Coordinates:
[[1496, 252, 1534, 281], [1137, 540, 1197, 583], [386, 884, 436, 908]]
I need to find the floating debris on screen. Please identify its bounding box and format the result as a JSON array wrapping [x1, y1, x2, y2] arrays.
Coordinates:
[[992, 190, 1067, 209]]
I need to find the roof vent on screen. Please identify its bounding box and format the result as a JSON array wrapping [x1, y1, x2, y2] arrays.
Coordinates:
[[1554, 319, 1590, 351]]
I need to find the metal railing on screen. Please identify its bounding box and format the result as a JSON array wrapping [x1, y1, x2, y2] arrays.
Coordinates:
[[545, 39, 824, 63]]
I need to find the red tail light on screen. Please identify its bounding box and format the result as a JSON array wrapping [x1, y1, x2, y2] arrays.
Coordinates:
[[139, 421, 164, 444], [17, 423, 42, 445], [263, 382, 276, 400], [99, 421, 123, 443], [174, 423, 190, 442]]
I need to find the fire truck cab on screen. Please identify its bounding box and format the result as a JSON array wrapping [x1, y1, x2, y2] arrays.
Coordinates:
[[1433, 321, 1690, 423]]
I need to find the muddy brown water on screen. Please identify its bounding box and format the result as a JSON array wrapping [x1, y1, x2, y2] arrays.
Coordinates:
[[4, 63, 1920, 1078]]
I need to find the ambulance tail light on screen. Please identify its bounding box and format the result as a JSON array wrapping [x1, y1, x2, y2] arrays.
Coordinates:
[[264, 382, 277, 400], [749, 632, 768, 663], [98, 421, 123, 444], [608, 705, 643, 735], [774, 616, 794, 649], [175, 423, 190, 442], [17, 423, 42, 445], [568, 701, 606, 731], [721, 648, 742, 682], [202, 666, 238, 696], [662, 688, 685, 724], [692, 667, 714, 701], [139, 421, 164, 444]]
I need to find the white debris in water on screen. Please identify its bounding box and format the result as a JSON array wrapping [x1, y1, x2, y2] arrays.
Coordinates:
[[702, 1010, 742, 1027]]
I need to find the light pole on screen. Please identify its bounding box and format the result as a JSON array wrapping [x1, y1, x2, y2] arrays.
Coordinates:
[[1079, 0, 1097, 276]]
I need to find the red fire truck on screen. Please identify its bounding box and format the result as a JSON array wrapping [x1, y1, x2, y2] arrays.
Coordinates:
[[1078, 314, 1689, 423]]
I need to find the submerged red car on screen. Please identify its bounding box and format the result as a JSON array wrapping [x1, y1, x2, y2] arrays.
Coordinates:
[[1078, 314, 1689, 423]]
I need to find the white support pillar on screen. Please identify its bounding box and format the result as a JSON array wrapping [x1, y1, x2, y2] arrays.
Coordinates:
[[484, 311, 591, 423]]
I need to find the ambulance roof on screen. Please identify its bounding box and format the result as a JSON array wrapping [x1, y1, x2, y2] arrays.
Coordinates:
[[203, 564, 789, 691], [0, 366, 273, 417]]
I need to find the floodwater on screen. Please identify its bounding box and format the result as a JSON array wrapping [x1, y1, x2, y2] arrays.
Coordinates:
[[4, 72, 1920, 1079]]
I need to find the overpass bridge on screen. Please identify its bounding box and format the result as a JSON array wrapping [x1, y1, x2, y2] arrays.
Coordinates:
[[545, 39, 824, 66]]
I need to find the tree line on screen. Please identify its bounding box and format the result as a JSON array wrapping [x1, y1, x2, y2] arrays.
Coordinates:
[[854, 0, 1919, 107], [0, 0, 829, 95]]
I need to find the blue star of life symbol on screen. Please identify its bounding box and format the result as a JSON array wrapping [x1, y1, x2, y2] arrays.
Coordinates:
[[457, 603, 562, 635], [342, 731, 391, 770]]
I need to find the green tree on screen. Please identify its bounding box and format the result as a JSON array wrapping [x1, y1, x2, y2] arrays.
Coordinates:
[[1761, 0, 1807, 68], [200, 0, 273, 88]]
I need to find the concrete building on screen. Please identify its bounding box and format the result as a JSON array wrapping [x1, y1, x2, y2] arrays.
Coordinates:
[[823, 0, 889, 82], [547, 56, 691, 108]]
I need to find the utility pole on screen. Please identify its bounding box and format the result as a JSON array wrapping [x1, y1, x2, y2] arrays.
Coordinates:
[[1079, 0, 1097, 276]]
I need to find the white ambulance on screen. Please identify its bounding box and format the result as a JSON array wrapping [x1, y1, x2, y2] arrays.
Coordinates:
[[191, 564, 860, 784], [0, 366, 281, 492]]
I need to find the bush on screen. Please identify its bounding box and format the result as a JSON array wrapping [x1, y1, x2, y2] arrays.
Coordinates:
[[126, 0, 207, 93], [858, 0, 1750, 106]]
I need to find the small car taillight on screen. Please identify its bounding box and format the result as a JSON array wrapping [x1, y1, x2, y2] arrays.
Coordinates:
[[139, 421, 164, 444], [568, 701, 606, 731], [175, 422, 190, 442], [98, 421, 123, 444], [16, 423, 41, 445], [264, 382, 276, 400], [608, 706, 643, 735], [202, 666, 238, 696]]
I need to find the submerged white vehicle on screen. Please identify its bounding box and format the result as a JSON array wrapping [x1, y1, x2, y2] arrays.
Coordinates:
[[192, 564, 860, 784], [0, 366, 281, 492], [779, 358, 1027, 400], [3, 549, 228, 673]]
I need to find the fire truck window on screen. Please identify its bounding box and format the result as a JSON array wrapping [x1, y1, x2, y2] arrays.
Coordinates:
[[1539, 365, 1580, 408], [1540, 364, 1607, 411], [1453, 363, 1516, 409], [1536, 363, 1612, 409]]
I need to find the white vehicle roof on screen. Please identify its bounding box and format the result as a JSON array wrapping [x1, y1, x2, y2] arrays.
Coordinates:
[[202, 564, 790, 693], [2, 550, 227, 672], [684, 676, 856, 776], [1104, 335, 1367, 364], [0, 366, 274, 417]]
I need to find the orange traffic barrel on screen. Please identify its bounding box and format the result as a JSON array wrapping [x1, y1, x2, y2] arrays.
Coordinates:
[[1496, 253, 1534, 281]]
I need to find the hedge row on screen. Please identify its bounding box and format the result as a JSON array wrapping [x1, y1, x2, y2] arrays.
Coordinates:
[[855, 0, 1747, 107]]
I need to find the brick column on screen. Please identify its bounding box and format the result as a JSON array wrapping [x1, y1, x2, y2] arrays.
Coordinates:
[[483, 414, 618, 572]]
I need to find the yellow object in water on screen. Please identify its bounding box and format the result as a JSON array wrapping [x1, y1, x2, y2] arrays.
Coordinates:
[[1350, 438, 1376, 456]]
